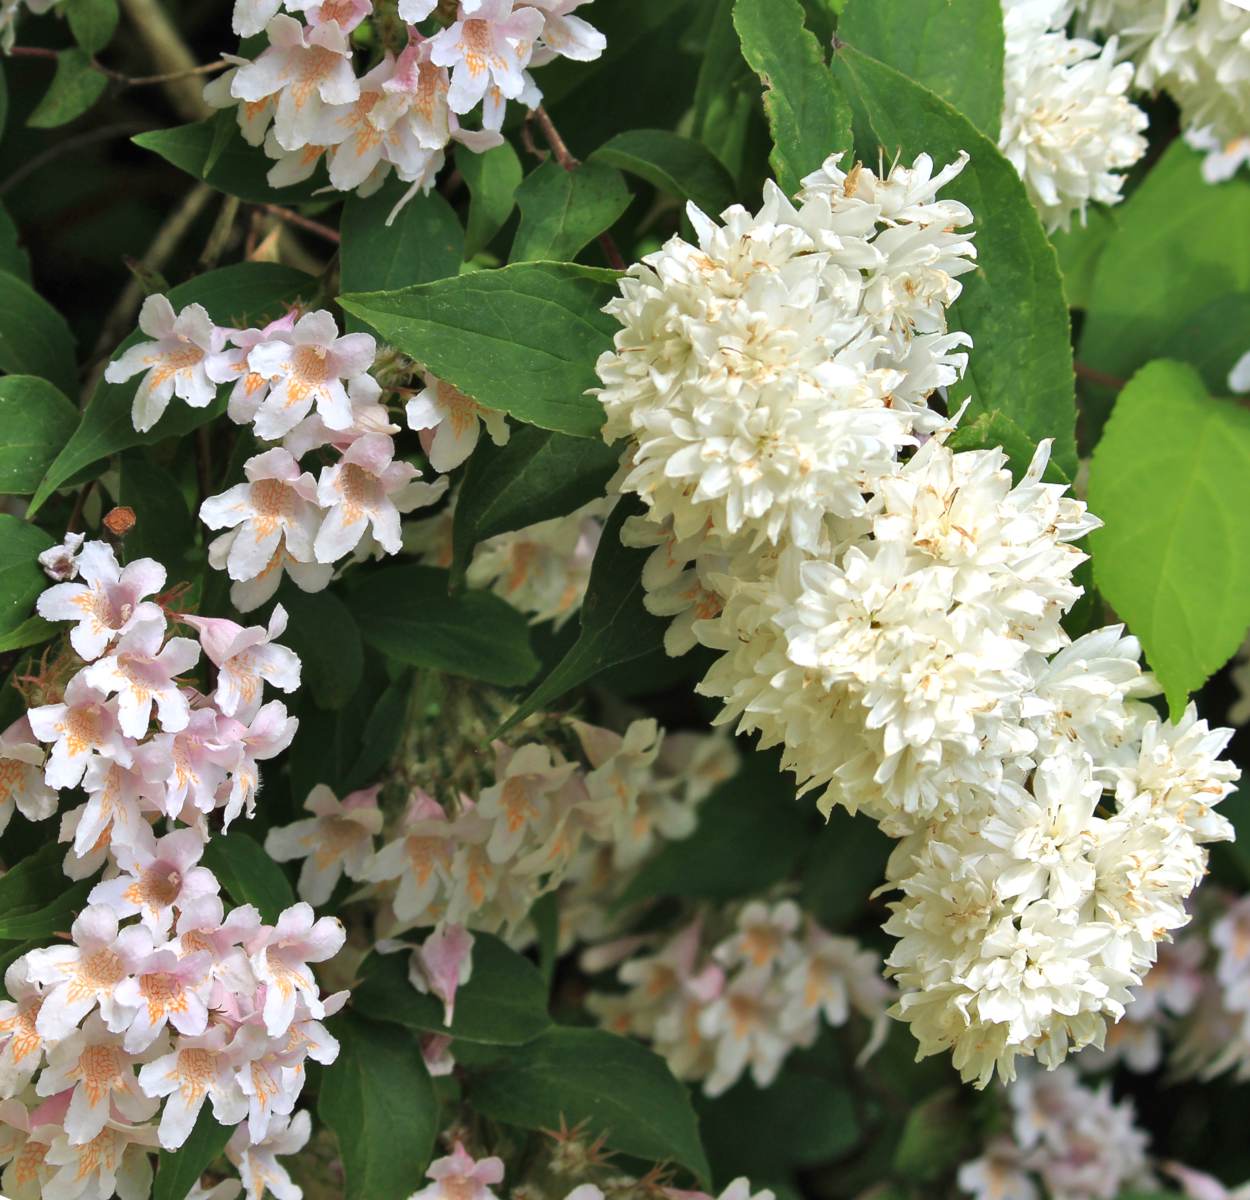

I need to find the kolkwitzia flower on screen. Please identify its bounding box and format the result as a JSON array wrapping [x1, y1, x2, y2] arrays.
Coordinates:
[[226, 1108, 311, 1200], [408, 1139, 505, 1200], [183, 605, 302, 722], [264, 784, 383, 904], [0, 717, 55, 837], [405, 374, 510, 473], [27, 674, 133, 791]]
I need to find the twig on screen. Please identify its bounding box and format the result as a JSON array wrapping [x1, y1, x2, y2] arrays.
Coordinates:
[[1075, 362, 1127, 391], [116, 0, 212, 120], [9, 46, 226, 88], [259, 203, 342, 245], [0, 121, 151, 197]]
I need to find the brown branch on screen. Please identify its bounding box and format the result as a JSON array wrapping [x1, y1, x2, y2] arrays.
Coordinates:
[[1075, 362, 1127, 391], [258, 203, 342, 245], [124, 60, 228, 87]]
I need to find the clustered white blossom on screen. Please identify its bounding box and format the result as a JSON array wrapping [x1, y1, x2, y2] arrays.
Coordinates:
[[103, 296, 495, 613], [586, 900, 891, 1098], [999, 0, 1148, 231], [0, 537, 348, 1200], [595, 153, 1241, 1085], [205, 0, 603, 214]]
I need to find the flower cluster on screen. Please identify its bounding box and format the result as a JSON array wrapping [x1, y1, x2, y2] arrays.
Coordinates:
[[0, 537, 347, 1199], [999, 0, 1147, 231], [587, 901, 891, 1098], [207, 0, 604, 212], [595, 156, 1241, 1085], [104, 297, 460, 613]]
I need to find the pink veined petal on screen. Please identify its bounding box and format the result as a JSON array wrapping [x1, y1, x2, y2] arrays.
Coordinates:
[[313, 502, 367, 563]]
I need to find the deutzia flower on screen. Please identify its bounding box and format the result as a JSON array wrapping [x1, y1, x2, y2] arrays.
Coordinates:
[[183, 604, 302, 721], [103, 294, 225, 433], [405, 374, 511, 473], [37, 531, 84, 582], [264, 784, 383, 904]]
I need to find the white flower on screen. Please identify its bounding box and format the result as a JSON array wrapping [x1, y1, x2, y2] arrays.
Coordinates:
[[112, 944, 213, 1053], [366, 790, 456, 924], [265, 784, 383, 904], [137, 1026, 248, 1151], [405, 374, 511, 472], [697, 970, 789, 1096], [1153, 0, 1250, 147], [183, 604, 302, 721], [42, 1115, 157, 1200], [0, 959, 47, 1098], [248, 903, 346, 1037], [27, 674, 133, 791], [0, 716, 55, 837], [227, 1108, 310, 1200], [712, 900, 802, 977], [104, 294, 225, 433], [204, 312, 298, 426], [1186, 126, 1250, 183], [529, 0, 607, 62], [37, 531, 84, 582], [428, 0, 546, 119]]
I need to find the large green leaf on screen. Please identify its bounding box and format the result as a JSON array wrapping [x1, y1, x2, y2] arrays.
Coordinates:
[[512, 159, 632, 263], [459, 140, 523, 259], [1087, 360, 1250, 716], [692, 0, 760, 186], [29, 262, 310, 515], [0, 204, 31, 282], [28, 49, 108, 129], [0, 515, 53, 637], [801, 808, 893, 929], [1050, 205, 1118, 310], [353, 933, 551, 1045], [497, 498, 666, 735], [466, 1026, 711, 1182], [346, 565, 539, 687], [0, 844, 96, 940], [151, 1106, 231, 1200], [0, 376, 78, 495], [118, 453, 194, 569], [832, 44, 1077, 476], [277, 587, 364, 710], [837, 0, 1005, 138], [591, 129, 737, 216], [0, 272, 76, 396], [733, 0, 854, 196], [450, 423, 619, 587], [320, 1012, 438, 1200], [1079, 142, 1250, 440], [65, 0, 120, 54], [201, 830, 296, 923], [339, 262, 618, 438]]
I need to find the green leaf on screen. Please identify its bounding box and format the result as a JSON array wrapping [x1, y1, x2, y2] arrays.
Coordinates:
[[0, 376, 78, 495], [65, 0, 120, 54], [1154, 291, 1250, 399], [118, 453, 194, 567], [277, 587, 364, 710], [946, 409, 1071, 485], [151, 1105, 232, 1200], [801, 807, 892, 928], [0, 879, 93, 941], [450, 423, 619, 587], [339, 262, 618, 438], [498, 497, 666, 735], [319, 1011, 438, 1200], [28, 49, 108, 129], [511, 159, 631, 264], [0, 203, 32, 283], [134, 115, 325, 205], [692, 0, 760, 186], [340, 185, 465, 319], [0, 844, 96, 941], [892, 1089, 977, 1181], [0, 515, 53, 637], [201, 830, 296, 923], [353, 933, 551, 1045], [346, 565, 539, 687], [1087, 360, 1250, 715], [459, 141, 523, 259], [1050, 205, 1118, 310], [1079, 142, 1250, 441], [29, 262, 309, 515], [619, 752, 813, 906], [343, 676, 410, 791], [0, 271, 77, 396], [591, 129, 737, 216], [832, 43, 1077, 476], [837, 0, 1005, 138], [732, 0, 853, 196], [466, 1025, 710, 1181], [0, 615, 56, 654]]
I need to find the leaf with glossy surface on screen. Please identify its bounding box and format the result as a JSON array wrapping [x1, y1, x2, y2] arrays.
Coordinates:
[[339, 262, 618, 438], [29, 262, 309, 515], [119, 453, 194, 568], [466, 1026, 710, 1181], [460, 141, 523, 258], [347, 564, 538, 687], [0, 515, 52, 637], [319, 1012, 438, 1200], [202, 830, 296, 923], [592, 129, 737, 215], [277, 587, 364, 710], [151, 1106, 232, 1200], [838, 0, 1005, 138], [1088, 360, 1250, 715], [498, 498, 666, 734], [0, 376, 77, 495], [28, 49, 108, 129], [832, 44, 1077, 476], [451, 424, 619, 586], [693, 0, 760, 187], [511, 159, 631, 263], [733, 0, 853, 196], [0, 272, 76, 396], [353, 933, 551, 1045]]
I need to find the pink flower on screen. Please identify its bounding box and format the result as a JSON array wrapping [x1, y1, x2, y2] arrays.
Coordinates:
[[36, 541, 165, 662], [476, 741, 578, 864], [0, 717, 56, 837], [0, 959, 48, 1098], [88, 825, 220, 937], [137, 1025, 248, 1151], [314, 433, 446, 561], [146, 705, 235, 818], [219, 699, 299, 827], [367, 789, 456, 923], [42, 1113, 158, 1200], [204, 312, 298, 426], [247, 310, 376, 440], [428, 0, 545, 118], [283, 372, 399, 459], [103, 294, 225, 433], [410, 924, 474, 1027], [37, 531, 84, 582], [27, 673, 133, 791], [81, 616, 200, 739], [530, 0, 606, 63], [112, 945, 213, 1053], [405, 374, 510, 473], [410, 1140, 505, 1200], [397, 0, 436, 19], [227, 1108, 310, 1200], [183, 604, 301, 722], [0, 1093, 61, 1200], [174, 895, 263, 976], [69, 751, 165, 865], [249, 904, 346, 1037], [265, 784, 383, 905]]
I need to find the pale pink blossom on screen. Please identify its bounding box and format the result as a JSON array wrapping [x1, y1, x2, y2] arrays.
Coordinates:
[[0, 1093, 60, 1200], [0, 716, 56, 837], [410, 924, 474, 1026], [0, 959, 47, 1098], [104, 294, 225, 433], [230, 1022, 300, 1144], [428, 0, 545, 118], [713, 900, 802, 977], [322, 57, 406, 194], [314, 432, 447, 561], [27, 674, 133, 791], [530, 0, 606, 63], [183, 604, 301, 721], [249, 904, 346, 1037], [174, 895, 263, 977], [36, 541, 165, 662], [37, 531, 84, 582], [146, 705, 234, 819], [367, 789, 456, 923], [697, 971, 790, 1096], [265, 784, 382, 905], [88, 825, 219, 937], [282, 371, 399, 459], [421, 1033, 455, 1077], [113, 945, 213, 1053], [200, 448, 322, 582], [210, 537, 333, 614], [397, 0, 436, 20], [247, 310, 376, 440], [204, 60, 277, 148], [204, 312, 299, 426], [410, 1140, 505, 1200], [219, 699, 300, 827], [476, 741, 578, 864], [41, 1113, 158, 1200], [405, 374, 510, 472], [227, 1108, 310, 1200], [69, 751, 165, 864], [81, 616, 200, 739], [137, 1026, 249, 1151]]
